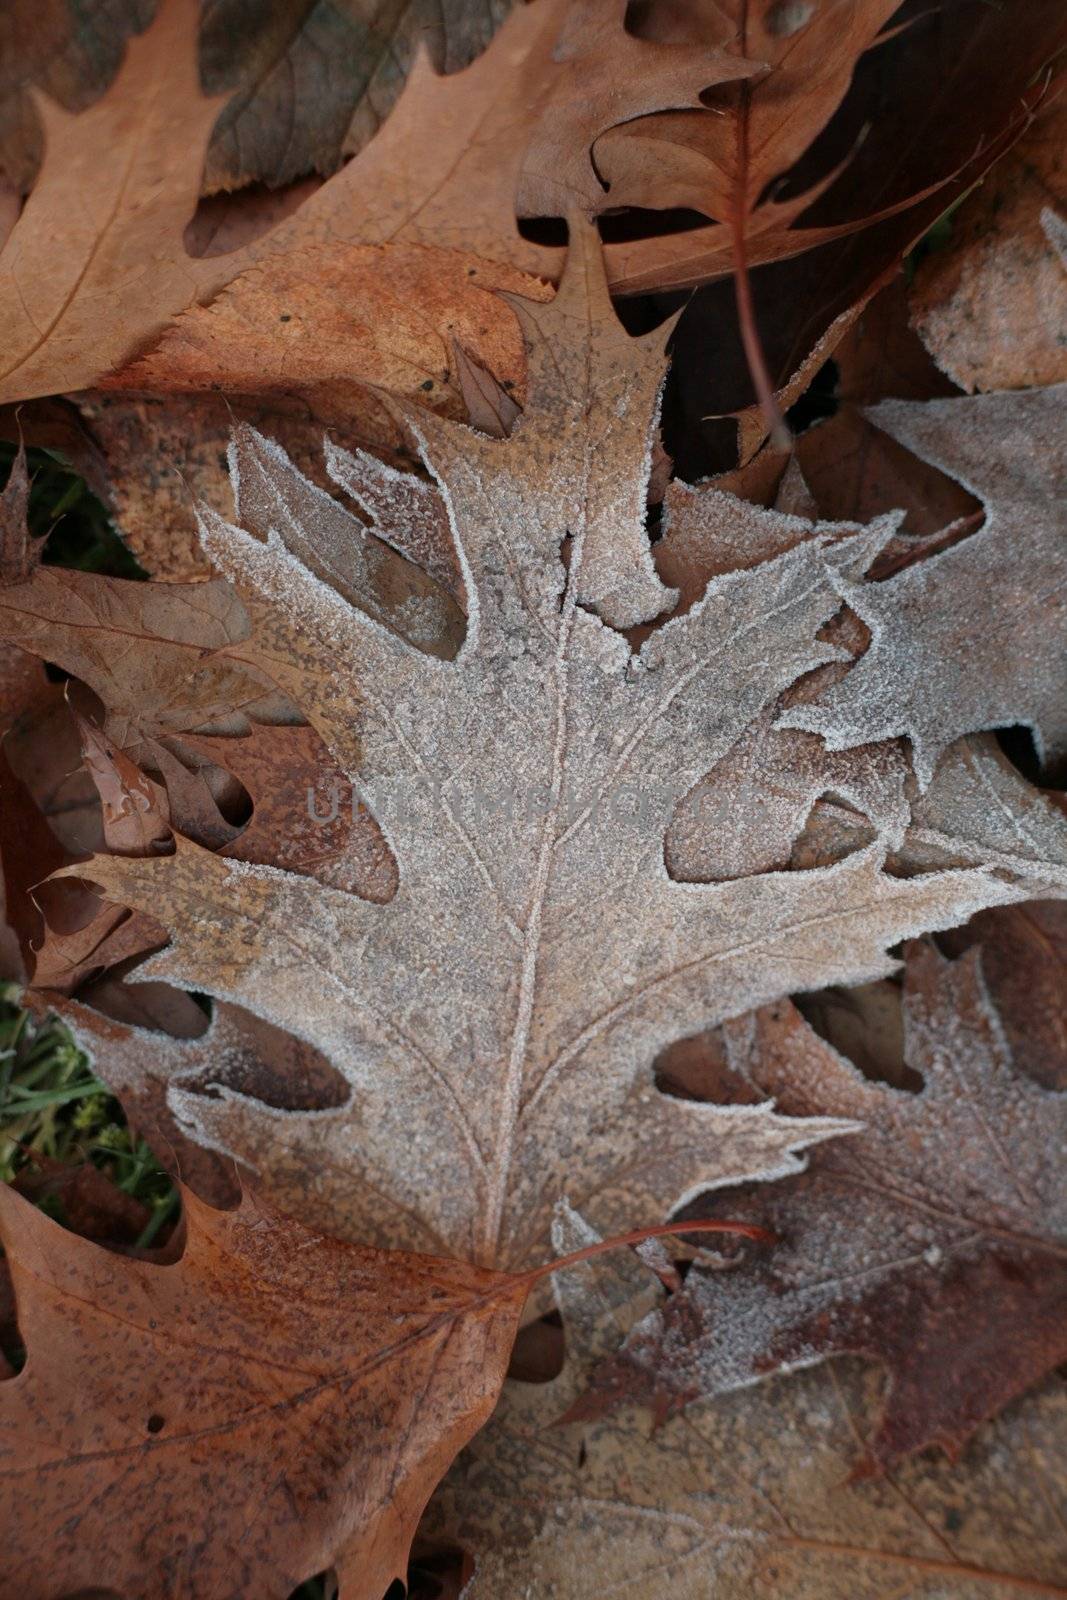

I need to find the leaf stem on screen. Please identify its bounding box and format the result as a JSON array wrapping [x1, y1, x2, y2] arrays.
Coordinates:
[[522, 1217, 775, 1288]]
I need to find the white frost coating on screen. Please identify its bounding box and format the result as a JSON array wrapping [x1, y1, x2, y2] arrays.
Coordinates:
[[1041, 205, 1067, 267], [226, 422, 462, 654], [779, 385, 1067, 788], [427, 1190, 1067, 1598], [324, 436, 465, 603], [905, 732, 1067, 891], [593, 941, 1067, 1413], [84, 233, 1041, 1272]]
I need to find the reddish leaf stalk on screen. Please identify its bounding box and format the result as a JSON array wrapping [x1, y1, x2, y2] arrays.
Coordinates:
[[524, 1217, 775, 1288], [732, 5, 791, 452]]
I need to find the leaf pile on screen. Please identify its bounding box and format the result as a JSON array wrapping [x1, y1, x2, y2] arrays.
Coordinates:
[[0, 3, 1065, 1597]]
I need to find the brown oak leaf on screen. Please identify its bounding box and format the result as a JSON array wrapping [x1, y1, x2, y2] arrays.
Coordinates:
[[910, 93, 1067, 393], [0, 1182, 529, 1600]]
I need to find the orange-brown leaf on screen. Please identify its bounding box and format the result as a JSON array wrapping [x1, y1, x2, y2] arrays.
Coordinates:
[[0, 1184, 529, 1599]]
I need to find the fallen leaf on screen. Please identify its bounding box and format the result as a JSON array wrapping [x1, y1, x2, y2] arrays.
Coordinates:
[[0, 0, 754, 410], [0, 0, 236, 405], [0, 429, 462, 889], [0, 1, 511, 196], [572, 940, 1067, 1467], [0, 437, 35, 583], [9, 1154, 152, 1246], [648, 477, 913, 879], [893, 733, 1067, 893], [73, 713, 172, 858], [53, 229, 1032, 1272], [425, 1205, 1067, 1597], [0, 1182, 529, 1600], [40, 990, 353, 1209], [594, 0, 899, 230], [780, 385, 1067, 787], [509, 0, 764, 219], [910, 95, 1067, 393], [937, 899, 1067, 1090], [105, 241, 548, 435]]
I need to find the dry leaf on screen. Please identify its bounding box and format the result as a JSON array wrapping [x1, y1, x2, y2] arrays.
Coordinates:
[[73, 713, 172, 858], [896, 733, 1067, 892], [910, 95, 1067, 393], [0, 0, 237, 405], [649, 478, 912, 879], [426, 1206, 1067, 1597], [937, 899, 1067, 1091], [0, 1, 510, 196], [0, 437, 35, 584], [0, 1182, 529, 1600], [573, 940, 1067, 1467], [0, 0, 754, 410], [44, 230, 1037, 1276], [0, 427, 465, 892], [105, 241, 548, 432], [593, 1, 898, 224], [510, 0, 764, 218], [781, 386, 1067, 787]]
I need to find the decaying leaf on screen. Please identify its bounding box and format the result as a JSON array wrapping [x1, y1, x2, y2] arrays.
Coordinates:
[[0, 0, 512, 197], [0, 1182, 529, 1600], [33, 228, 1046, 1280], [73, 713, 172, 859], [425, 1206, 1067, 1598], [0, 6, 1063, 1592], [572, 940, 1067, 1468], [0, 0, 236, 405]]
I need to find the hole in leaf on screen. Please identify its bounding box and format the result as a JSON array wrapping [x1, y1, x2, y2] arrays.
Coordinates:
[[287, 1572, 339, 1600], [507, 1310, 565, 1383], [145, 1413, 165, 1434], [653, 1031, 763, 1105], [994, 724, 1045, 787], [517, 215, 569, 247], [786, 359, 839, 435], [794, 977, 923, 1092]]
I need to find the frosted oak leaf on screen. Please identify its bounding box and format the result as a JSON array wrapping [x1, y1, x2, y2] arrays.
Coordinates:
[[781, 385, 1067, 787], [425, 1206, 1067, 1599], [68, 225, 1025, 1269], [570, 940, 1067, 1466]]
